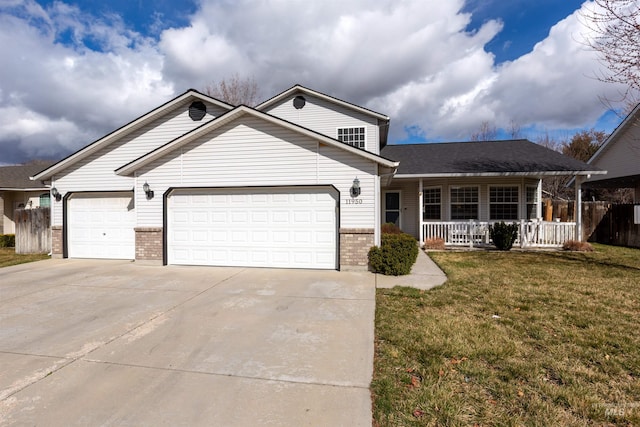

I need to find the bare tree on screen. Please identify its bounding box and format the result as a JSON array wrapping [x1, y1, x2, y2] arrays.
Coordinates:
[[470, 121, 498, 141], [507, 120, 522, 139], [204, 74, 260, 107], [580, 0, 640, 109]]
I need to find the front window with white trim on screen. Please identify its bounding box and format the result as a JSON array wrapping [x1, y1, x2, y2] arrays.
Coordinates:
[[490, 186, 519, 220], [423, 187, 441, 220], [337, 127, 365, 149], [526, 186, 539, 219], [450, 186, 478, 220]]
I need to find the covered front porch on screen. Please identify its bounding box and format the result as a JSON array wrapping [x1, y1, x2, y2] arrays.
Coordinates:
[[379, 139, 606, 249], [382, 176, 579, 248]]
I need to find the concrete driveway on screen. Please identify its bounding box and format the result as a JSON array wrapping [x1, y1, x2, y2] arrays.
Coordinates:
[[0, 259, 375, 426]]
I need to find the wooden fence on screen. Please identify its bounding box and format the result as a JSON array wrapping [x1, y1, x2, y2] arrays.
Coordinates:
[[14, 207, 51, 254], [589, 204, 640, 248], [544, 200, 610, 242]]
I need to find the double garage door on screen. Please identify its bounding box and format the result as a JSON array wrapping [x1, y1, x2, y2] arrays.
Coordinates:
[[167, 187, 338, 269], [66, 188, 339, 269]]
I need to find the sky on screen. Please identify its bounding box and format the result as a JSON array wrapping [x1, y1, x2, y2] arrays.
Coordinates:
[[0, 0, 631, 165]]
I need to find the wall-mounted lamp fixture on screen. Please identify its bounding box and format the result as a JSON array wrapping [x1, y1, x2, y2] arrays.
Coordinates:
[[142, 182, 154, 199], [51, 187, 62, 202], [350, 177, 361, 198]]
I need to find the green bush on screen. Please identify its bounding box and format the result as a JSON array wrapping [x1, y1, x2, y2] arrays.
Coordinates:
[[0, 234, 16, 248], [489, 222, 518, 251], [368, 232, 418, 275]]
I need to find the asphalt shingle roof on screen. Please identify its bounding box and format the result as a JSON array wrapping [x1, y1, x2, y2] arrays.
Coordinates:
[[381, 140, 601, 175], [0, 161, 55, 189]]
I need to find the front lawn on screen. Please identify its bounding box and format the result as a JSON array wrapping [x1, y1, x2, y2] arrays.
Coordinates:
[[373, 244, 640, 426], [0, 247, 49, 268]]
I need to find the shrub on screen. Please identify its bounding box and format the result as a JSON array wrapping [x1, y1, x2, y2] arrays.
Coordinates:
[[368, 232, 418, 275], [489, 222, 518, 251], [0, 234, 16, 248], [424, 237, 445, 250], [381, 222, 402, 234], [563, 240, 594, 252]]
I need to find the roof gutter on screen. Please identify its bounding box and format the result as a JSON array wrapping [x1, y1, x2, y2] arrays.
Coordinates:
[[393, 170, 606, 179]]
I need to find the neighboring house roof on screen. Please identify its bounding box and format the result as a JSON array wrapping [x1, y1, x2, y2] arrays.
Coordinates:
[[257, 84, 390, 148], [588, 103, 640, 166], [0, 161, 55, 190], [32, 89, 233, 181], [381, 139, 605, 177], [115, 105, 399, 176]]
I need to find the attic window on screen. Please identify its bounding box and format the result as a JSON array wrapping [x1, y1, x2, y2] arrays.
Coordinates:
[[337, 127, 366, 149], [293, 95, 306, 109], [189, 101, 207, 121]]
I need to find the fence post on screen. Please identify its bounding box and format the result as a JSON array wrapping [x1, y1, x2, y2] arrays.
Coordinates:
[[469, 219, 474, 249], [520, 219, 525, 249]]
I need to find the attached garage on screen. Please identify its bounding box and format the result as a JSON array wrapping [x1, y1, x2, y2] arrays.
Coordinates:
[[67, 192, 136, 259], [167, 187, 338, 269]]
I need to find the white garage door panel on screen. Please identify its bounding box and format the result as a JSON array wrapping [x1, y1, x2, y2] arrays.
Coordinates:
[[68, 193, 136, 259], [168, 188, 337, 269]]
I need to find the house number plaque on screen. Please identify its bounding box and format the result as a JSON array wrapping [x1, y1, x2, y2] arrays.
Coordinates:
[[345, 198, 363, 204]]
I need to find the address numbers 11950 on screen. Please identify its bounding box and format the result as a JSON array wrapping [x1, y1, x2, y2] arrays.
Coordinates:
[[345, 198, 363, 204]]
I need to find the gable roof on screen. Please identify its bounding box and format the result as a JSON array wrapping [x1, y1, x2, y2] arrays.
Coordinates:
[[0, 161, 55, 190], [587, 103, 640, 166], [115, 105, 398, 176], [32, 90, 233, 181], [257, 84, 391, 149], [381, 140, 605, 177], [257, 84, 390, 121]]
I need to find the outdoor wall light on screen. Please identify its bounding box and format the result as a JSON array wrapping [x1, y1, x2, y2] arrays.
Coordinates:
[[51, 187, 62, 202], [350, 177, 361, 198], [143, 182, 154, 199]]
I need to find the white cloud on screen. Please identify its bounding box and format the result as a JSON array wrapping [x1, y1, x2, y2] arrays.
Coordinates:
[[0, 0, 173, 163], [0, 0, 624, 163]]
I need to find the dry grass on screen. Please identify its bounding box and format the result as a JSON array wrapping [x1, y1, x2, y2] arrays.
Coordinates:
[[0, 247, 49, 268], [372, 244, 640, 426], [563, 240, 595, 252], [423, 237, 445, 250]]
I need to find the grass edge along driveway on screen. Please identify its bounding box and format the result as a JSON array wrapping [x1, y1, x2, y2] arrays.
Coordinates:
[[372, 244, 640, 426], [0, 247, 49, 268]]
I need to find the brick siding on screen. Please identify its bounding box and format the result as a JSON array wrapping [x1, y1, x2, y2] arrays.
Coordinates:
[[135, 227, 163, 261], [339, 228, 374, 269], [51, 225, 63, 258]]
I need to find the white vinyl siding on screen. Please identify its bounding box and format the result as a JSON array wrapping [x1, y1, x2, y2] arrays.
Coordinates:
[[587, 117, 640, 183], [262, 94, 381, 154], [135, 116, 377, 230], [50, 100, 227, 226]]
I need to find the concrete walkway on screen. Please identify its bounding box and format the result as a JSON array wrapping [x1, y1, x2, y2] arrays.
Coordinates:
[[376, 250, 448, 290]]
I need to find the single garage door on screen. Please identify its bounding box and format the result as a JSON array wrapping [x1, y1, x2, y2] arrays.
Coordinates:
[[168, 187, 338, 269], [67, 192, 136, 259]]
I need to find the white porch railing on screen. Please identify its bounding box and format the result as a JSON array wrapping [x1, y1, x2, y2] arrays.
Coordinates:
[[423, 219, 576, 248]]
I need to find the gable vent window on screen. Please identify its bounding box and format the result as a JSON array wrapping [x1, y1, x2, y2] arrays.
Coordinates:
[[337, 127, 366, 149], [189, 101, 207, 121]]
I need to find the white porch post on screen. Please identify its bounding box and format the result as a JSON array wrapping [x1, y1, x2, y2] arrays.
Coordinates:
[[419, 179, 423, 245], [575, 175, 584, 242]]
